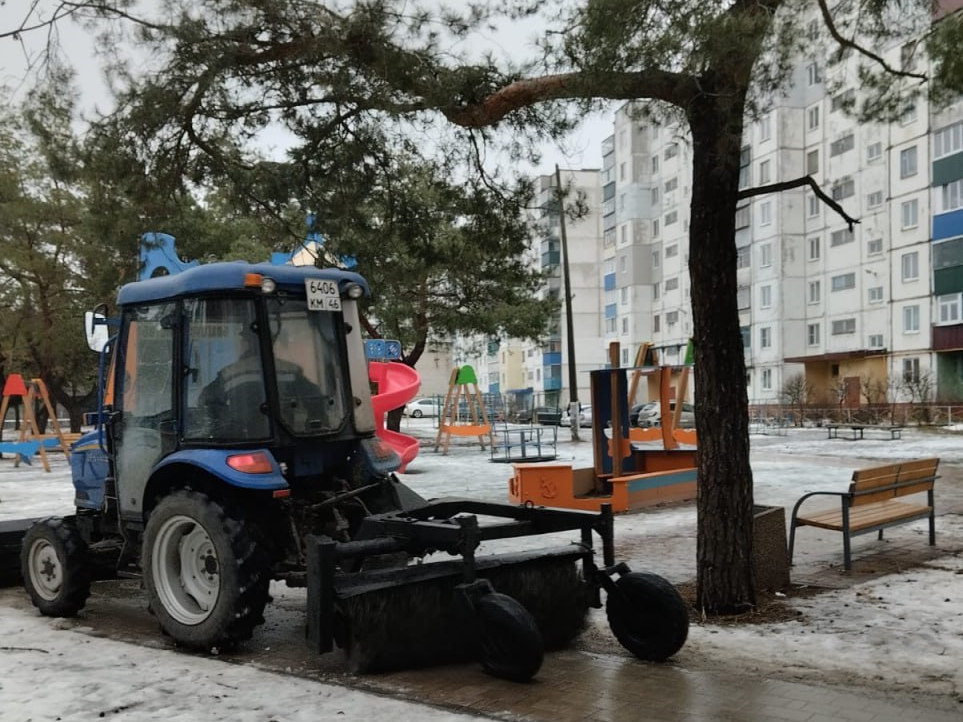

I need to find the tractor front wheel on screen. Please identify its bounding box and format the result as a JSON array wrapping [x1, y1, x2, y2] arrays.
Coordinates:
[[21, 517, 91, 617], [143, 490, 270, 651], [605, 571, 689, 662]]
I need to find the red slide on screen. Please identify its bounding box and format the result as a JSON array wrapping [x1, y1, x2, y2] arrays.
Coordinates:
[[368, 361, 421, 472]]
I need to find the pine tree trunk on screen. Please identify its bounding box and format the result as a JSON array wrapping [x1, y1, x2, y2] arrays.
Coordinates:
[[687, 92, 756, 614]]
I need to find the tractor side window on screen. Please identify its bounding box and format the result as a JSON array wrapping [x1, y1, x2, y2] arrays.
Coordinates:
[[183, 298, 270, 440], [116, 303, 176, 510], [268, 298, 348, 435]]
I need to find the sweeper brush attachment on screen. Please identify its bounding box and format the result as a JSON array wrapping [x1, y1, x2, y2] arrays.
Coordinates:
[[306, 499, 689, 681]]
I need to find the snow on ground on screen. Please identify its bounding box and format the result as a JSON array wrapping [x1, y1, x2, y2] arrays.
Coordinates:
[[1, 422, 962, 718]]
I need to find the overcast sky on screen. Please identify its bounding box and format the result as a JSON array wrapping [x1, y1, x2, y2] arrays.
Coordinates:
[[0, 2, 610, 176]]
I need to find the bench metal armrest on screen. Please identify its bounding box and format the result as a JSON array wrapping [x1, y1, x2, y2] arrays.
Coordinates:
[[789, 490, 849, 525]]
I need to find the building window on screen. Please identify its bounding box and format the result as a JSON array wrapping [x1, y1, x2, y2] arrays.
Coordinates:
[[938, 293, 962, 324], [808, 237, 821, 260], [807, 193, 821, 217], [761, 368, 773, 390], [741, 326, 751, 349], [807, 62, 822, 85], [665, 244, 678, 258], [664, 143, 679, 160], [760, 327, 772, 348], [934, 121, 963, 160], [869, 334, 884, 348], [940, 179, 963, 213], [868, 286, 884, 303], [664, 177, 678, 193], [830, 228, 854, 246], [807, 106, 820, 131], [619, 256, 627, 273], [735, 204, 750, 229], [665, 277, 679, 292], [653, 314, 661, 332], [808, 280, 821, 304], [760, 243, 772, 267], [760, 284, 772, 308], [665, 210, 678, 225], [831, 179, 854, 200], [651, 155, 659, 173], [759, 160, 771, 184], [831, 318, 856, 335], [901, 100, 917, 124], [903, 358, 920, 383], [620, 287, 628, 305], [831, 272, 856, 291], [619, 162, 626, 181], [621, 317, 628, 334], [808, 323, 820, 346], [651, 187, 659, 205], [652, 250, 660, 268], [653, 283, 660, 300], [901, 199, 919, 229], [759, 115, 771, 141], [605, 317, 616, 333], [807, 150, 819, 175], [900, 146, 918, 178], [866, 142, 883, 162], [867, 237, 883, 255], [903, 304, 920, 333], [652, 219, 660, 238], [830, 89, 855, 112], [736, 246, 750, 269], [737, 285, 750, 309], [738, 146, 751, 189], [901, 251, 919, 281], [867, 191, 883, 208], [760, 201, 772, 226], [666, 310, 679, 325], [830, 134, 855, 156]]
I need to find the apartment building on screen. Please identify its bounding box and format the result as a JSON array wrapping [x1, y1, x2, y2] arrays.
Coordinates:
[[467, 170, 604, 409], [465, 4, 963, 410]]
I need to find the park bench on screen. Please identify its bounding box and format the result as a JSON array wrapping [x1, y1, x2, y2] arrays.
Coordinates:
[[825, 423, 905, 440], [788, 458, 939, 570]]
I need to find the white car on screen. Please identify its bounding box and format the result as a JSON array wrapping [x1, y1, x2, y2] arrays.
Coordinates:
[[404, 398, 438, 418], [560, 404, 592, 428]]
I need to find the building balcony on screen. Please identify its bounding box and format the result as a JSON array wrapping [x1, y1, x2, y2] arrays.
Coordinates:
[[933, 323, 963, 352]]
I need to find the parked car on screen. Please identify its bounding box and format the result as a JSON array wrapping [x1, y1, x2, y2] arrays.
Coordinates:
[[633, 400, 695, 428], [560, 404, 593, 428], [404, 398, 439, 418], [534, 406, 563, 425]]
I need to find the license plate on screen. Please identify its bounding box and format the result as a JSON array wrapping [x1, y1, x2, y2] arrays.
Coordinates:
[[305, 279, 342, 311]]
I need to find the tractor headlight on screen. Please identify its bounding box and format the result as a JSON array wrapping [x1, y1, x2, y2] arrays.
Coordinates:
[[260, 277, 277, 294], [345, 282, 364, 299]]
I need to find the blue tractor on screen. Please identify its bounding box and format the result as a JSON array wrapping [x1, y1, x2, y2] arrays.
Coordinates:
[[14, 253, 688, 681]]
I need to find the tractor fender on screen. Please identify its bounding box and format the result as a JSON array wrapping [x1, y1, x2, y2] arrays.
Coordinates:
[[151, 448, 289, 491]]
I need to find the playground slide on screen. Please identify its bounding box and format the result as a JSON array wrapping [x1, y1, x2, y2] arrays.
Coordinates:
[[368, 361, 421, 472]]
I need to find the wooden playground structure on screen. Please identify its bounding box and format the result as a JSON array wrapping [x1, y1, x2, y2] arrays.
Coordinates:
[[508, 342, 698, 512], [433, 365, 494, 454], [0, 375, 73, 471]]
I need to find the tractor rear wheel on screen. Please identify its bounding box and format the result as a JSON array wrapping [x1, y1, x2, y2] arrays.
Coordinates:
[[21, 517, 91, 617], [605, 571, 689, 661], [476, 592, 544, 682], [143, 490, 270, 651]]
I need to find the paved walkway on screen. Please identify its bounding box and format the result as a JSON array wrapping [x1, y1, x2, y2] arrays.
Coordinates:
[[371, 650, 960, 722]]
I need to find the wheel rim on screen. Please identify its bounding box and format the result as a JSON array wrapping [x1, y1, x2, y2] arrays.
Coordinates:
[[151, 514, 220, 625], [27, 538, 63, 601]]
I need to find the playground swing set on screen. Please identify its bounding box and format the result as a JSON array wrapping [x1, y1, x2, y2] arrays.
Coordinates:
[[0, 374, 73, 471]]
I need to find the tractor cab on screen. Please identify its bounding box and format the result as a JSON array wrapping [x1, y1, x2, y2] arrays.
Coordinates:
[[76, 262, 400, 523]]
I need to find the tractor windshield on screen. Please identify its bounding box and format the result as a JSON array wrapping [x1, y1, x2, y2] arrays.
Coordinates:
[[184, 298, 270, 441], [266, 297, 348, 435]]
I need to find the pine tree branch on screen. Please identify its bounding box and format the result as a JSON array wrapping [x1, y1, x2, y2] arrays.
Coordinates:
[[737, 175, 860, 231]]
